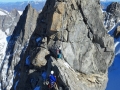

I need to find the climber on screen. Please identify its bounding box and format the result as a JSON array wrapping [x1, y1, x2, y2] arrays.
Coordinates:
[[57, 46, 62, 59], [49, 70, 58, 90]]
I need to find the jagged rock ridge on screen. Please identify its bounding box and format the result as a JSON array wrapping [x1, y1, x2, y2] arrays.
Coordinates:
[[0, 4, 38, 90], [104, 2, 120, 31], [0, 0, 114, 90], [0, 9, 20, 36], [104, 2, 120, 38]]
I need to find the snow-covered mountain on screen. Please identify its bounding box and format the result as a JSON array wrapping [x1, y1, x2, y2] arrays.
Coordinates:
[[18, 11, 23, 15], [100, 1, 113, 10], [0, 1, 46, 12], [0, 3, 44, 89], [0, 8, 20, 36], [0, 30, 7, 63], [100, 1, 120, 11], [0, 8, 9, 15], [0, 9, 20, 89], [0, 4, 39, 89]]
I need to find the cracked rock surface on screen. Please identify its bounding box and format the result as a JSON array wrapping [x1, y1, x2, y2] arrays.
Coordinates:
[[0, 0, 114, 90]]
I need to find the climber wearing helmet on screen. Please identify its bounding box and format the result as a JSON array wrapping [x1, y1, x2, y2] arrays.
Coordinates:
[[49, 70, 58, 90], [57, 46, 62, 59]]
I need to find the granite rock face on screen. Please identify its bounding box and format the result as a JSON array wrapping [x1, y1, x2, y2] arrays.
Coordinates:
[[0, 4, 39, 90], [32, 47, 49, 67], [0, 0, 114, 90], [40, 0, 113, 74]]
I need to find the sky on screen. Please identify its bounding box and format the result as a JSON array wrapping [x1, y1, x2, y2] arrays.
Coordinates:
[[0, 0, 46, 2], [0, 0, 119, 2]]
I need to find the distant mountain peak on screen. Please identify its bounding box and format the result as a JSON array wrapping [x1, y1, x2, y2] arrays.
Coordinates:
[[0, 1, 46, 12], [0, 8, 9, 15], [101, 0, 107, 2]]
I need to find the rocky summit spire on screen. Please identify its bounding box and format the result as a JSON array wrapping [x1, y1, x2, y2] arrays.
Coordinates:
[[0, 4, 39, 90], [0, 0, 114, 90]]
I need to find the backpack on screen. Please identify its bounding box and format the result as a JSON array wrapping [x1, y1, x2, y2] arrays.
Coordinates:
[[50, 75, 56, 82]]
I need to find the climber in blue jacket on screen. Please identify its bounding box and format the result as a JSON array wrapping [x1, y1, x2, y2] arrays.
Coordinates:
[[49, 70, 58, 90]]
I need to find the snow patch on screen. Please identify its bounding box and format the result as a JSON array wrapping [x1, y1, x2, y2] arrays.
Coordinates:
[[5, 28, 10, 35], [114, 41, 120, 48], [64, 62, 70, 68], [0, 11, 7, 15], [18, 11, 23, 15], [114, 38, 120, 55], [0, 30, 7, 60], [0, 9, 9, 15]]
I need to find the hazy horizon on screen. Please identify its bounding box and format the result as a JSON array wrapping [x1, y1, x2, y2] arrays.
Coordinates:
[[0, 0, 46, 2]]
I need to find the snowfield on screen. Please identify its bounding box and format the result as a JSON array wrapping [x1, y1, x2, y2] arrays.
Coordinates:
[[18, 11, 23, 15], [0, 30, 7, 61], [0, 11, 7, 15], [0, 9, 9, 16]]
